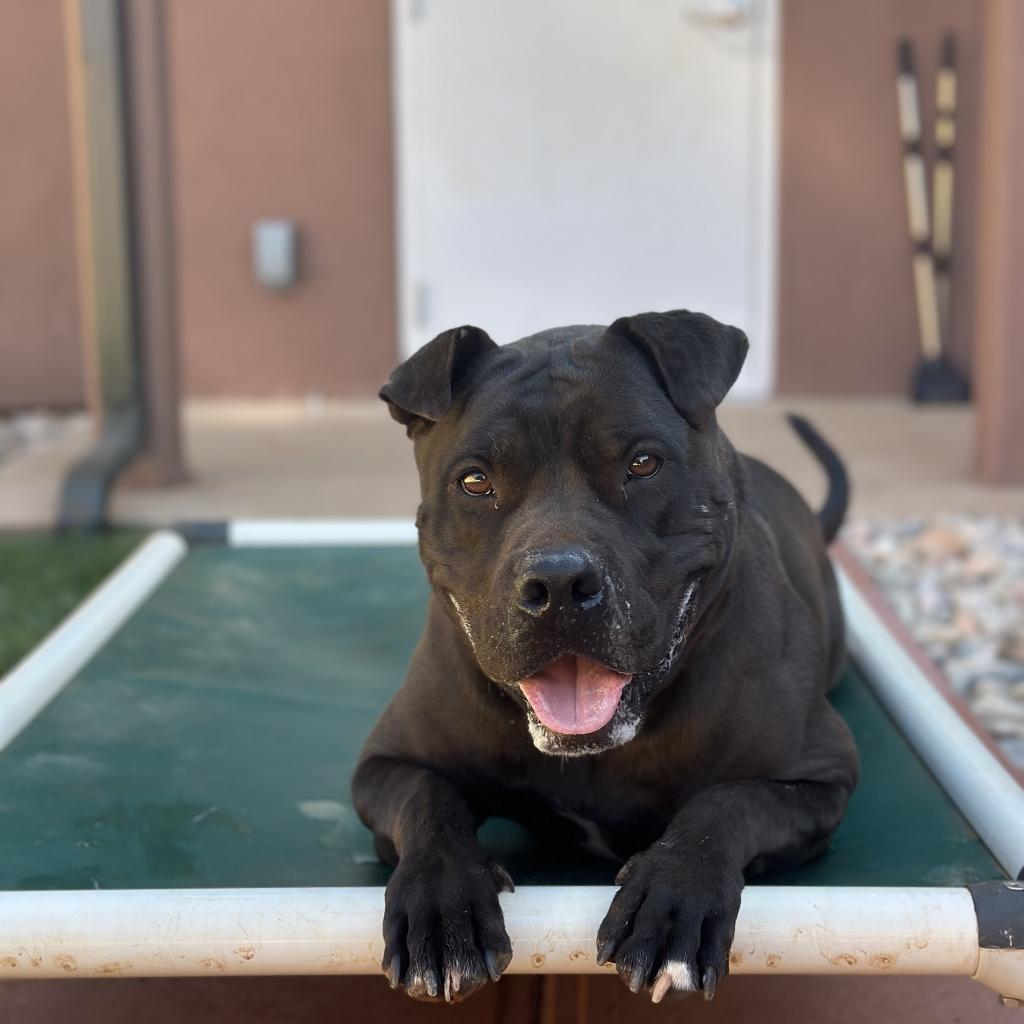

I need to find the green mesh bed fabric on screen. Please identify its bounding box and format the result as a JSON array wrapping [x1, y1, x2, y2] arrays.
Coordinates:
[[0, 545, 1003, 891]]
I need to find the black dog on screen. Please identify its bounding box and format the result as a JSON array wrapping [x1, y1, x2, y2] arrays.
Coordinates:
[[353, 310, 858, 1003]]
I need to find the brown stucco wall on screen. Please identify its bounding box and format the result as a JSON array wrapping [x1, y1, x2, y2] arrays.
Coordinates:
[[167, 0, 398, 398], [0, 2, 999, 406], [0, 0, 83, 410], [777, 1, 983, 394]]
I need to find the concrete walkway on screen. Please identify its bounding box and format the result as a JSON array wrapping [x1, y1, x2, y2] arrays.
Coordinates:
[[1, 398, 1021, 529]]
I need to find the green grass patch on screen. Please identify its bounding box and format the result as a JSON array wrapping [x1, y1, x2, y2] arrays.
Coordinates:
[[0, 531, 143, 675]]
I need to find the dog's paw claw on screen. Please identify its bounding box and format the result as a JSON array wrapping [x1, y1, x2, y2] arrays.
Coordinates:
[[651, 966, 675, 999], [650, 971, 672, 1004], [702, 965, 718, 1001], [617, 947, 655, 995], [384, 953, 402, 989], [443, 967, 461, 1002], [613, 852, 643, 887], [484, 947, 507, 982], [405, 967, 438, 1000], [489, 860, 516, 893]]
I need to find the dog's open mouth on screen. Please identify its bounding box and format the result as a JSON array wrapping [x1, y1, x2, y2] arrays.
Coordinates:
[[519, 655, 632, 735]]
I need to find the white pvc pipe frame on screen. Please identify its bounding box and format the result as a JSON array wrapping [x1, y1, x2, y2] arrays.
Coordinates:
[[0, 520, 1021, 996]]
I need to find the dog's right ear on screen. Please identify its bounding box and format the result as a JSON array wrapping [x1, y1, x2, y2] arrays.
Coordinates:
[[379, 325, 497, 433]]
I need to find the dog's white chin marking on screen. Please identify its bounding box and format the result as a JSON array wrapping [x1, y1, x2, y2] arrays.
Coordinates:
[[448, 595, 477, 653], [651, 960, 697, 1003], [526, 706, 640, 757], [608, 711, 640, 746]]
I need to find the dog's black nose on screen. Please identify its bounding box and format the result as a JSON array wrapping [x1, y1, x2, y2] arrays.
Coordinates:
[[516, 547, 605, 618]]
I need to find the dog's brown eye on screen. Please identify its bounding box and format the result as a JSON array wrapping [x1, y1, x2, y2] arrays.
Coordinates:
[[628, 452, 661, 479], [460, 469, 493, 496]]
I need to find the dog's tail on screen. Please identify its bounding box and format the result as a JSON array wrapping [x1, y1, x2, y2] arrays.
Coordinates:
[[786, 413, 849, 544]]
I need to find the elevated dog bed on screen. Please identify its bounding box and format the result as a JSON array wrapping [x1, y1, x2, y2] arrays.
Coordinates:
[[1, 522, 1022, 1002]]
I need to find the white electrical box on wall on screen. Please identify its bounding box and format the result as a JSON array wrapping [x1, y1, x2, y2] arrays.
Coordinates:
[[252, 219, 298, 290]]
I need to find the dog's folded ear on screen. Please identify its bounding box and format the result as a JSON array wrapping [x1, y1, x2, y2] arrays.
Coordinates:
[[379, 325, 498, 431], [603, 311, 748, 429]]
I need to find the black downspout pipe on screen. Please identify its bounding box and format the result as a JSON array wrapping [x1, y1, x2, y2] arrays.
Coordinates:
[[59, 0, 145, 530]]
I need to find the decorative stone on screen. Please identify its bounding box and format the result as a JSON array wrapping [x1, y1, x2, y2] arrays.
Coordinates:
[[845, 514, 1024, 767], [1001, 632, 1024, 665], [913, 525, 969, 560]]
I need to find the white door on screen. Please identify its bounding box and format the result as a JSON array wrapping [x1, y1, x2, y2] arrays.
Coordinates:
[[392, 0, 778, 398]]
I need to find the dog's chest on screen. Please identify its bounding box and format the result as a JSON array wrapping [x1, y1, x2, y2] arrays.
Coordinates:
[[556, 808, 619, 860], [540, 769, 671, 860]]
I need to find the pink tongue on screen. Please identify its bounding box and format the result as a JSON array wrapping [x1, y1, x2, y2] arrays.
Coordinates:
[[519, 655, 631, 735]]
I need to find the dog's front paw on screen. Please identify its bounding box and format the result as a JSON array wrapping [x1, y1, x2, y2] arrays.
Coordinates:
[[382, 848, 514, 1002], [596, 845, 742, 1003]]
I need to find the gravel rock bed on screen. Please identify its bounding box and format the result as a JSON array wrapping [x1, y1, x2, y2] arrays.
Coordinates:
[[844, 515, 1024, 768]]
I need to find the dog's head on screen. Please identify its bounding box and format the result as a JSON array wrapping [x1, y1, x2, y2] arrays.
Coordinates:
[[381, 311, 748, 756]]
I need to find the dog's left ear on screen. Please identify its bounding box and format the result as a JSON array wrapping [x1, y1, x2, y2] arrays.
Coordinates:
[[603, 311, 748, 429], [379, 325, 498, 431]]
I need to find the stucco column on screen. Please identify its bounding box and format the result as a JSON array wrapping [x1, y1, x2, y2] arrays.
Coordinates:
[[121, 0, 186, 486], [972, 0, 1024, 484]]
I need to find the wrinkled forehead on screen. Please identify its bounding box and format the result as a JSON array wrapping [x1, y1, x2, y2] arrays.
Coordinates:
[[447, 335, 681, 453]]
